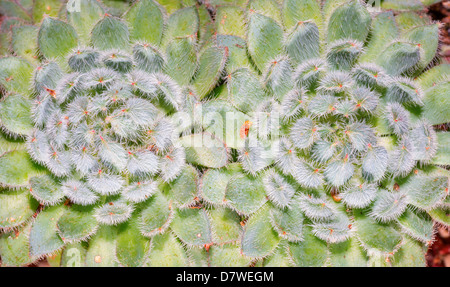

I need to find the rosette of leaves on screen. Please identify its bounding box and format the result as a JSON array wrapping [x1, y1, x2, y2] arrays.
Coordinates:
[[190, 0, 450, 267], [0, 0, 230, 267]]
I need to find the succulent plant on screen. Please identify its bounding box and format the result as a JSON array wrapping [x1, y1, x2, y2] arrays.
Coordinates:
[[0, 0, 449, 267]]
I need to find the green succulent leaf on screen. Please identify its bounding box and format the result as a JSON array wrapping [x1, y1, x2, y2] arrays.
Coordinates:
[[125, 0, 164, 45], [241, 204, 280, 258]]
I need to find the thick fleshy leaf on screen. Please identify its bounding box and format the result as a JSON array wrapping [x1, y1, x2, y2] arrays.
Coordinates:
[[209, 243, 252, 267], [162, 6, 198, 45], [29, 205, 65, 257], [215, 6, 246, 38], [85, 225, 118, 266], [285, 21, 320, 65], [200, 163, 241, 206], [241, 204, 280, 258], [139, 192, 173, 237], [209, 207, 241, 244], [397, 209, 434, 244], [403, 172, 448, 210], [171, 208, 212, 247], [225, 173, 267, 216], [180, 133, 229, 168], [270, 205, 304, 242], [226, 68, 267, 113], [286, 226, 328, 267], [11, 25, 39, 65], [38, 17, 78, 60], [163, 164, 198, 208], [57, 205, 98, 243], [422, 82, 450, 125], [433, 132, 450, 165], [404, 24, 439, 71], [0, 57, 34, 95], [29, 174, 64, 206], [355, 215, 403, 254], [164, 37, 197, 86], [32, 0, 62, 23], [377, 42, 421, 76], [91, 16, 130, 51], [282, 0, 322, 31], [0, 150, 44, 188], [147, 232, 189, 267], [391, 236, 426, 267], [125, 0, 164, 45], [329, 238, 368, 267], [0, 222, 38, 266], [247, 12, 283, 72], [327, 0, 371, 43], [115, 220, 150, 267], [67, 0, 104, 44], [369, 190, 408, 222], [360, 11, 399, 63], [0, 94, 33, 137], [192, 46, 227, 99], [0, 188, 38, 230]]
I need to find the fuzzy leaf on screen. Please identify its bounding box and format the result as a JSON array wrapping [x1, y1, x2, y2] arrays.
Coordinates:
[[285, 21, 320, 65], [125, 0, 164, 45], [0, 94, 33, 137], [147, 232, 189, 267], [0, 150, 44, 188], [433, 132, 450, 165], [215, 6, 246, 38], [164, 37, 197, 86], [422, 82, 450, 125], [163, 164, 198, 207], [193, 46, 228, 99], [247, 12, 283, 72], [355, 215, 403, 254], [200, 163, 241, 206], [29, 174, 64, 206], [67, 0, 104, 45], [38, 17, 78, 60], [241, 204, 280, 258], [327, 0, 371, 43], [85, 225, 118, 266], [171, 208, 212, 247], [270, 205, 304, 242], [287, 226, 328, 267], [162, 6, 198, 45], [91, 16, 130, 51], [369, 190, 408, 222], [0, 222, 37, 266], [397, 209, 434, 243], [282, 0, 322, 31], [139, 192, 173, 237], [403, 173, 448, 210], [0, 57, 34, 95], [209, 244, 252, 267], [225, 173, 267, 216], [227, 68, 267, 113], [116, 220, 150, 267], [377, 42, 421, 76], [57, 205, 98, 242], [360, 11, 399, 63], [209, 207, 242, 244], [0, 187, 38, 230], [29, 205, 65, 257], [329, 238, 368, 267], [11, 25, 39, 65], [180, 133, 229, 168]]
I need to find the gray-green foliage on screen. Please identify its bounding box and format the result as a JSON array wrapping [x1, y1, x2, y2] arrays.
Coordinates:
[[0, 0, 449, 267]]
